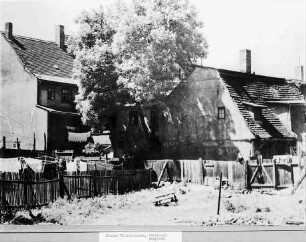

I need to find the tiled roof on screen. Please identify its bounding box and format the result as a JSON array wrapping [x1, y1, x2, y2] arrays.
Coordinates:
[[1, 32, 74, 80], [219, 69, 300, 139]]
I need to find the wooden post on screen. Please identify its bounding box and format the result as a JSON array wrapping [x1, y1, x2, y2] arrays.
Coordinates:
[[2, 136, 6, 150], [157, 161, 168, 187], [149, 169, 152, 187], [23, 177, 28, 208], [92, 170, 97, 197], [1, 173, 5, 224], [244, 160, 249, 189], [273, 160, 277, 189], [217, 172, 222, 215], [59, 172, 64, 198], [290, 163, 294, 186], [291, 170, 306, 195], [44, 133, 47, 153], [258, 155, 262, 165], [116, 177, 119, 195], [33, 133, 36, 153], [16, 138, 20, 154], [74, 172, 77, 196]]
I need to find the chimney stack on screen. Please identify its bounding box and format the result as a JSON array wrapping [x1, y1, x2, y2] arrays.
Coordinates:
[[55, 25, 65, 50], [295, 65, 304, 82], [5, 22, 13, 39], [240, 49, 251, 73]]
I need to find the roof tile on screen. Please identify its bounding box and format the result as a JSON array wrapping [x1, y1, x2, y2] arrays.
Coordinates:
[[2, 32, 74, 80], [219, 70, 300, 139]]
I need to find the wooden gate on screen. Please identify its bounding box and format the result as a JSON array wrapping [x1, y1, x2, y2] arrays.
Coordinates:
[[246, 156, 296, 189]]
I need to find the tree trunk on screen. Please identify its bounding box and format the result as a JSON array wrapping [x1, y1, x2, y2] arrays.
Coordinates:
[[136, 103, 150, 140]]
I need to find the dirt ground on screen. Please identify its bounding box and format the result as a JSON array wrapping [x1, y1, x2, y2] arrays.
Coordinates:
[[12, 181, 305, 226]]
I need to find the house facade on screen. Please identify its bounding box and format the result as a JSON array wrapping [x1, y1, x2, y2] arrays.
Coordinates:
[[149, 52, 306, 160], [0, 22, 85, 156]]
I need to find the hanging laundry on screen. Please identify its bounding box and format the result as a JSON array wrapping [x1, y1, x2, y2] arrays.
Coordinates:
[[68, 131, 91, 143], [24, 158, 43, 172], [92, 134, 111, 145], [79, 160, 87, 172], [66, 160, 78, 172], [0, 157, 20, 172]]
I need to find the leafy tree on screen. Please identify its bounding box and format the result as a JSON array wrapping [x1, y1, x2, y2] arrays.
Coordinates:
[[112, 0, 208, 103], [71, 0, 208, 137], [72, 7, 122, 130]]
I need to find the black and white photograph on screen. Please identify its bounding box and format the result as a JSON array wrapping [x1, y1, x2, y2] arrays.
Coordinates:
[[0, 0, 305, 241]]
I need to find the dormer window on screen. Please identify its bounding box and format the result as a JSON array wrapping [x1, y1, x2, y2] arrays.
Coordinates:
[[61, 88, 72, 103], [218, 107, 225, 120], [254, 108, 261, 121]]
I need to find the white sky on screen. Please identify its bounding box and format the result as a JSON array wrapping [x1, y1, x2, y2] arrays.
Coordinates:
[[0, 0, 305, 79]]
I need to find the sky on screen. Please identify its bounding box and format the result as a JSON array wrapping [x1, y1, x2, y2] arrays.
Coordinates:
[[0, 0, 305, 79]]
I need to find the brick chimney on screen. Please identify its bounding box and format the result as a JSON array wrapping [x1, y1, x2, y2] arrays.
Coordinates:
[[5, 22, 13, 39], [295, 65, 304, 82], [240, 49, 251, 73], [55, 25, 65, 50]]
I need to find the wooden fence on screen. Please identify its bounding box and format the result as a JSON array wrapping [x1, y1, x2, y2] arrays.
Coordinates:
[[0, 169, 151, 222], [146, 159, 303, 189], [246, 160, 300, 189]]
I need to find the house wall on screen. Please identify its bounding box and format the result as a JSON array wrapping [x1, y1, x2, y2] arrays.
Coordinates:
[[158, 67, 255, 160], [0, 35, 47, 152], [270, 104, 292, 130], [38, 80, 78, 112], [269, 103, 305, 157], [290, 105, 306, 157]]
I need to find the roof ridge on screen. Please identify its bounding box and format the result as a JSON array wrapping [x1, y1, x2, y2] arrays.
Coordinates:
[[1, 31, 56, 44]]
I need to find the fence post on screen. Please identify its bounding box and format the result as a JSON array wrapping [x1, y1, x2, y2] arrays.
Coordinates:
[[92, 170, 97, 197], [33, 133, 36, 153], [217, 172, 222, 215], [2, 136, 6, 150], [1, 173, 5, 223], [59, 172, 64, 198], [44, 133, 47, 153], [273, 160, 277, 189], [149, 169, 152, 188], [17, 138, 20, 155], [116, 177, 119, 195], [244, 160, 249, 189], [23, 177, 28, 208]]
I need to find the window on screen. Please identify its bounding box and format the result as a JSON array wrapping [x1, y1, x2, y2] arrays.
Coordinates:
[[61, 88, 72, 103], [129, 111, 139, 126], [254, 109, 261, 121], [218, 107, 225, 120], [47, 87, 55, 100]]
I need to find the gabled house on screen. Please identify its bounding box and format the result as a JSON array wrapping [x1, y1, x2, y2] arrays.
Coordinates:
[[150, 50, 306, 160], [0, 22, 85, 156]]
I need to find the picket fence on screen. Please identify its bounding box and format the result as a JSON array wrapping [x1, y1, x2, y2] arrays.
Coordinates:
[[0, 169, 151, 222]]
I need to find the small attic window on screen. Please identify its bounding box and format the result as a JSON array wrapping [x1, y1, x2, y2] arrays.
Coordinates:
[[254, 108, 261, 121], [218, 107, 225, 120], [53, 64, 59, 70]]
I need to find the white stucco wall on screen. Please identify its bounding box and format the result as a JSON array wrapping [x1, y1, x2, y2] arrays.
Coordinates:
[[0, 35, 48, 151]]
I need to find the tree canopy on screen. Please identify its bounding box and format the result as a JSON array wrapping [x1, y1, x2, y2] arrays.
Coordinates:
[[71, 0, 208, 128]]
